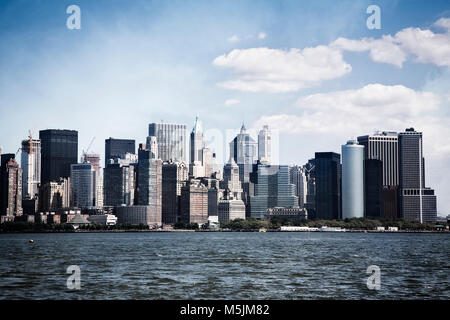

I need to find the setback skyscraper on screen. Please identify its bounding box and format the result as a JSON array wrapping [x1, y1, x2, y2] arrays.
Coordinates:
[[258, 125, 271, 164]]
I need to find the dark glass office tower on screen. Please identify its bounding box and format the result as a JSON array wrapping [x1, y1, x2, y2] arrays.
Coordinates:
[[364, 159, 383, 218], [314, 152, 341, 220], [40, 130, 78, 185], [105, 138, 135, 166]]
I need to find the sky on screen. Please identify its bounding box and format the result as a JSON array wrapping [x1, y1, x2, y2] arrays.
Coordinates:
[[0, 0, 449, 215]]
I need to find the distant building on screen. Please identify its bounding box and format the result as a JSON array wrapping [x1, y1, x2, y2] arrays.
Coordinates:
[[289, 165, 308, 208], [314, 152, 341, 220], [382, 186, 398, 220], [258, 125, 271, 164], [88, 214, 117, 226], [0, 155, 23, 219], [364, 159, 384, 218], [218, 199, 246, 222], [180, 179, 208, 225], [103, 156, 137, 206], [148, 122, 187, 162], [162, 161, 188, 223], [21, 138, 41, 199], [230, 123, 257, 183], [398, 128, 437, 223], [266, 207, 307, 221], [221, 157, 243, 200], [81, 153, 103, 208], [71, 163, 94, 209], [40, 129, 78, 185], [250, 163, 298, 219], [341, 140, 364, 219], [105, 138, 135, 167], [39, 178, 71, 212], [115, 206, 162, 227]]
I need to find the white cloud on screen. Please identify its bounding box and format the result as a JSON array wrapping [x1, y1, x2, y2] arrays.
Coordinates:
[[228, 35, 239, 43], [224, 98, 240, 106], [213, 46, 351, 93], [257, 32, 266, 40], [331, 18, 450, 67]]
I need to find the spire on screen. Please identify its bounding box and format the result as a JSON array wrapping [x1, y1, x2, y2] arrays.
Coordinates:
[[192, 116, 202, 134], [240, 122, 246, 134]]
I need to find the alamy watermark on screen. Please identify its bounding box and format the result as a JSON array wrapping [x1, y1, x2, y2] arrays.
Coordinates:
[[366, 265, 381, 291], [366, 5, 381, 30], [66, 5, 81, 30], [66, 265, 81, 290]]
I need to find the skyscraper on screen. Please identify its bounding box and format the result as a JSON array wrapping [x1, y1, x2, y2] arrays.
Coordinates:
[[148, 122, 186, 162], [103, 156, 137, 206], [180, 179, 209, 225], [0, 155, 22, 220], [81, 153, 103, 208], [250, 163, 298, 219], [258, 125, 271, 164], [398, 128, 437, 223], [40, 129, 78, 185], [221, 157, 243, 200], [289, 165, 308, 207], [39, 178, 71, 212], [341, 140, 364, 219], [364, 159, 384, 218], [21, 138, 41, 199], [105, 138, 135, 167], [357, 132, 398, 187], [162, 161, 188, 223], [70, 162, 94, 209], [229, 123, 257, 183], [314, 152, 341, 220]]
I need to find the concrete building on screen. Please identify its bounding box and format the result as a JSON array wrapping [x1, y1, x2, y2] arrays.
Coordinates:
[[289, 165, 308, 208], [162, 161, 188, 223], [180, 179, 208, 225], [148, 122, 187, 162], [266, 207, 307, 221], [81, 153, 103, 208], [258, 125, 271, 164], [40, 129, 78, 185], [229, 123, 257, 183], [314, 152, 341, 220], [115, 205, 162, 227], [249, 163, 298, 219], [341, 140, 364, 219], [70, 163, 94, 209], [0, 155, 23, 220], [221, 157, 243, 200], [105, 138, 135, 167], [88, 214, 117, 226], [21, 138, 41, 199], [398, 128, 437, 223], [104, 156, 137, 206], [218, 199, 246, 222]]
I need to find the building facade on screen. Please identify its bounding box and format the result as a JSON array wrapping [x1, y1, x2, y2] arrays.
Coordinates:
[[148, 122, 187, 162], [341, 140, 364, 219], [137, 148, 162, 222], [70, 163, 93, 209], [0, 156, 23, 219], [180, 179, 208, 225], [105, 138, 135, 167], [314, 152, 341, 220], [21, 138, 41, 199], [162, 161, 188, 223], [258, 125, 271, 164]]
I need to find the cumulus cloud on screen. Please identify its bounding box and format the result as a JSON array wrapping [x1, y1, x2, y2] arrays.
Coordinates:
[[224, 98, 240, 106], [331, 18, 450, 67], [228, 35, 239, 43], [213, 46, 351, 93]]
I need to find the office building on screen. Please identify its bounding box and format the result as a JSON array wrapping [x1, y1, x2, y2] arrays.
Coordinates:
[[148, 122, 186, 162], [162, 161, 188, 223], [115, 205, 161, 227], [21, 138, 41, 199], [221, 157, 243, 200], [229, 123, 257, 183], [398, 128, 437, 223], [289, 165, 308, 207], [137, 148, 162, 222], [314, 152, 341, 220], [364, 159, 383, 218], [357, 132, 398, 187], [258, 125, 271, 164], [105, 138, 135, 167], [266, 207, 307, 221], [39, 178, 71, 212], [0, 155, 23, 219], [180, 179, 208, 225], [218, 199, 246, 222], [103, 158, 136, 207], [81, 153, 103, 208], [250, 163, 298, 219], [70, 163, 93, 209], [341, 140, 364, 219]]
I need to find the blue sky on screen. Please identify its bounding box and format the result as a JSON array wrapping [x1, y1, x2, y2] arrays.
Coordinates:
[[0, 0, 449, 214]]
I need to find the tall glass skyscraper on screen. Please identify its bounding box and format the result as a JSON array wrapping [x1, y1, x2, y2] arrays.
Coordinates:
[[148, 123, 187, 163], [40, 129, 78, 185], [314, 152, 341, 220], [21, 138, 41, 199], [105, 138, 135, 167]]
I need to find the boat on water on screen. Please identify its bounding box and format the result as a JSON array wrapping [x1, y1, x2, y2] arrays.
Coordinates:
[[318, 226, 346, 232]]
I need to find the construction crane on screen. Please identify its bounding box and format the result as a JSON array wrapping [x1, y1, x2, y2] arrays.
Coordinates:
[[82, 137, 96, 162]]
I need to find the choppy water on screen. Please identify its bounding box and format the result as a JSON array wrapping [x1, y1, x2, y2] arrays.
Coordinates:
[[0, 232, 448, 299]]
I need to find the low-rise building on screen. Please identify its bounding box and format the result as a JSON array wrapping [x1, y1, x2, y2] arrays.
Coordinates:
[[88, 214, 118, 226]]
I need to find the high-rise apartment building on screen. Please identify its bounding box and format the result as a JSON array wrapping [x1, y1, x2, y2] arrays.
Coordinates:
[[314, 152, 341, 220], [148, 122, 186, 162], [40, 129, 78, 185], [398, 128, 437, 223], [21, 138, 41, 199], [105, 138, 135, 167], [341, 140, 364, 219]]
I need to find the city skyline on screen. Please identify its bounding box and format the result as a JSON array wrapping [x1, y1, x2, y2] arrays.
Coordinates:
[[0, 0, 449, 214]]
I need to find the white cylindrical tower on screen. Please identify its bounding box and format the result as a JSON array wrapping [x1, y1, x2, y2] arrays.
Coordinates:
[[342, 139, 365, 219]]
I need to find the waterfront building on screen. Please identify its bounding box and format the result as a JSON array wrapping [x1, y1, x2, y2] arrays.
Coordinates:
[[249, 163, 298, 219], [258, 125, 271, 164], [40, 129, 78, 185], [364, 159, 383, 218], [314, 152, 341, 220], [180, 179, 208, 225], [105, 138, 135, 167], [162, 161, 188, 223], [341, 140, 364, 219], [229, 123, 257, 183], [115, 205, 162, 227], [304, 159, 316, 217], [148, 122, 186, 162], [87, 214, 117, 226], [21, 138, 41, 199], [81, 153, 103, 208], [103, 157, 136, 206], [39, 178, 71, 212], [266, 207, 307, 221], [221, 157, 243, 200], [357, 131, 399, 187], [398, 128, 437, 223], [70, 163, 93, 209], [218, 199, 246, 222]]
